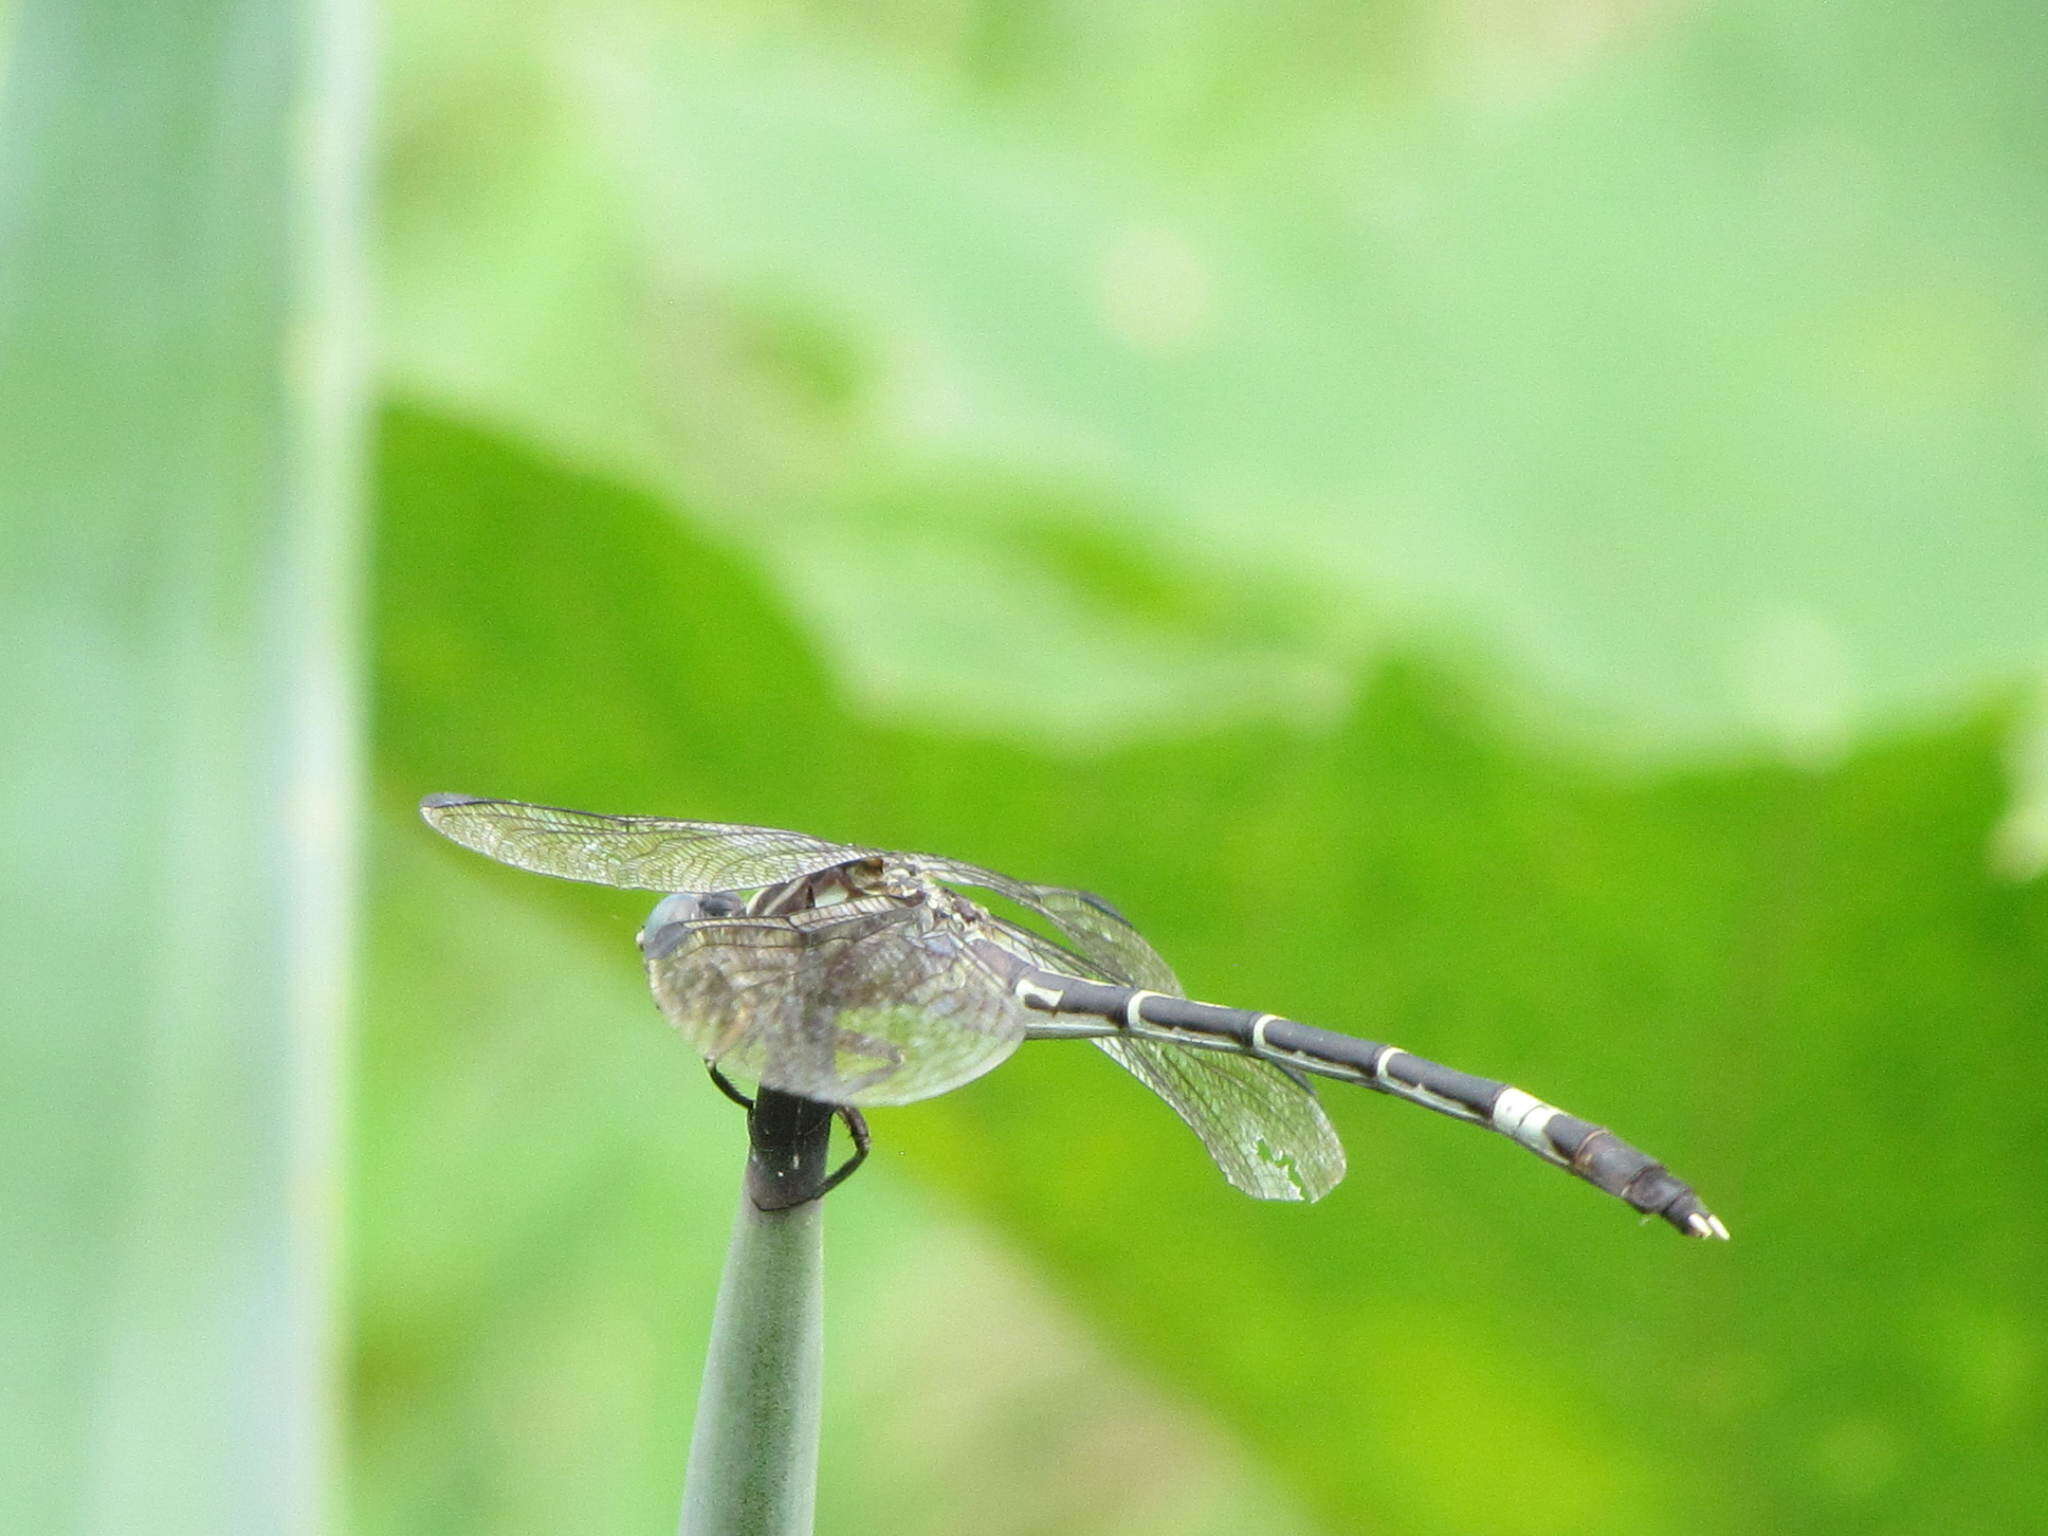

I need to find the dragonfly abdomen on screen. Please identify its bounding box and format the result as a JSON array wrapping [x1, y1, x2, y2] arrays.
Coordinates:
[[1008, 965, 1729, 1239]]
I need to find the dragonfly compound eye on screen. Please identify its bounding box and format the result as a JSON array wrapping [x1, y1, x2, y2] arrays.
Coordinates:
[[639, 891, 721, 958]]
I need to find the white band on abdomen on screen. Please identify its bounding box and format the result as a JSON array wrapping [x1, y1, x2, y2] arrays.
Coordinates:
[[1015, 979, 1065, 1011], [1491, 1087, 1561, 1154]]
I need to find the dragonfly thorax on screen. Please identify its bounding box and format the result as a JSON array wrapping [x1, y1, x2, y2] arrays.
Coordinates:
[[754, 855, 930, 912]]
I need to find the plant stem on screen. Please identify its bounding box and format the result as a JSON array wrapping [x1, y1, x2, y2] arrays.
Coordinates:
[[678, 1090, 837, 1536]]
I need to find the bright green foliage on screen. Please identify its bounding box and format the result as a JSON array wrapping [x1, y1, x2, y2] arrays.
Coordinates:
[[371, 410, 2047, 1536], [383, 0, 2048, 755]]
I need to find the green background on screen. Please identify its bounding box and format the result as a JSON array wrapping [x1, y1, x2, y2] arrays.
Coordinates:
[[7, 1, 2045, 1533]]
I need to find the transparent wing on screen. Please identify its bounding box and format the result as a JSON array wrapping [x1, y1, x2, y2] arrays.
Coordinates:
[[920, 857, 1182, 992], [643, 897, 1029, 1106], [984, 916, 1346, 1201], [421, 795, 876, 892], [1092, 1036, 1347, 1201]]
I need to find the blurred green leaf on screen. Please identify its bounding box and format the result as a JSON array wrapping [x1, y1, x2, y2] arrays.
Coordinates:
[[383, 0, 2048, 756], [0, 2, 365, 1530], [373, 407, 2047, 1536]]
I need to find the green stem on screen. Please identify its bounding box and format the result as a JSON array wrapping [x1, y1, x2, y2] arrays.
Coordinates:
[[678, 1092, 832, 1536]]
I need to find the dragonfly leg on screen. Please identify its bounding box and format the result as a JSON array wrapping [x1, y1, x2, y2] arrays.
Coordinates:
[[706, 1062, 754, 1110], [813, 1106, 871, 1200], [718, 1065, 868, 1202]]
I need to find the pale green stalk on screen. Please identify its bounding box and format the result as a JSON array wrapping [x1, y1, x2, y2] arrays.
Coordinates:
[[0, 2, 367, 1532], [678, 1189, 825, 1536]]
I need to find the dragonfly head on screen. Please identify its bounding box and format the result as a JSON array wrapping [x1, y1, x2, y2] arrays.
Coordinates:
[[637, 889, 747, 958]]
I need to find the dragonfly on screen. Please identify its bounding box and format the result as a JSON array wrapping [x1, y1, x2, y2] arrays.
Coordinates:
[[420, 794, 1728, 1238]]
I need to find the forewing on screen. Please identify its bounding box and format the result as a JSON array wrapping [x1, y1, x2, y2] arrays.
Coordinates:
[[1093, 1037, 1347, 1201], [920, 857, 1181, 991], [643, 899, 1028, 1106], [421, 795, 875, 891]]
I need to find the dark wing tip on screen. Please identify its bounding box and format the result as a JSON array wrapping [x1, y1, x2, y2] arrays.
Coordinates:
[[420, 792, 488, 814], [1073, 889, 1131, 923]]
